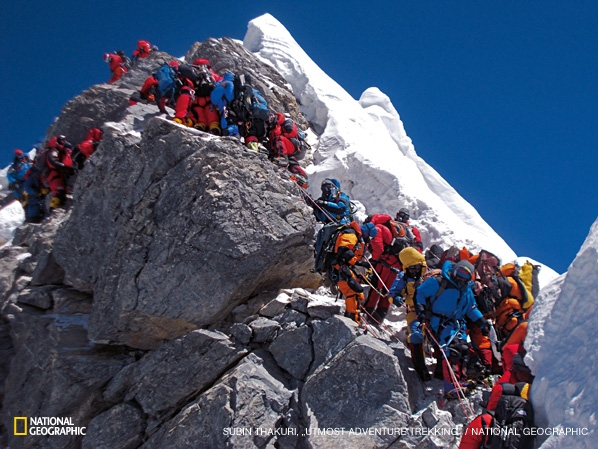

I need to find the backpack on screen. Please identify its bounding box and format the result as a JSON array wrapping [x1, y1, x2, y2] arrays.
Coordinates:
[[178, 64, 216, 97], [370, 214, 413, 255], [483, 383, 535, 449], [155, 64, 179, 100], [440, 246, 461, 264], [500, 263, 533, 309], [314, 223, 353, 274], [116, 50, 131, 70], [233, 80, 270, 123]]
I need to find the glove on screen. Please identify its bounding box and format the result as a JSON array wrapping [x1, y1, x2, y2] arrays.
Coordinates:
[[247, 141, 259, 152], [415, 304, 426, 323], [355, 260, 370, 268], [316, 199, 326, 207], [339, 265, 352, 279], [393, 295, 405, 307], [347, 276, 364, 293], [475, 318, 490, 337], [62, 166, 75, 176]]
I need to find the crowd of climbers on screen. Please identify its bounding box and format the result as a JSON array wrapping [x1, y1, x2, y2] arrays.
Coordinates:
[[125, 43, 310, 188], [5, 39, 536, 448], [311, 178, 539, 448], [6, 39, 311, 220]]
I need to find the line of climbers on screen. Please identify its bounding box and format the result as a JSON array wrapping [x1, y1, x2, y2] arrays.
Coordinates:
[[6, 128, 103, 222], [125, 54, 310, 188], [310, 177, 538, 448]]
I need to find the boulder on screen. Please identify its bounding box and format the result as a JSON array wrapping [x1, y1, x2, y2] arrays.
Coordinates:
[[82, 403, 146, 449], [142, 351, 297, 449], [112, 329, 248, 423], [53, 118, 319, 349], [301, 335, 412, 449], [268, 324, 313, 379], [2, 310, 129, 449], [309, 315, 362, 376]]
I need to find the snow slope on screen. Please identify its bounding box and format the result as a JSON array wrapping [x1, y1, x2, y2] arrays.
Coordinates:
[[244, 13, 523, 267]]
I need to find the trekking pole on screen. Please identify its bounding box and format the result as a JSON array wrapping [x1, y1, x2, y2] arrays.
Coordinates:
[[365, 258, 391, 294], [423, 323, 475, 418], [295, 183, 338, 223], [357, 303, 399, 342]]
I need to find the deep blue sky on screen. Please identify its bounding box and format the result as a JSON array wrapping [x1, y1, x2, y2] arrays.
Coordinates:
[[2, 1, 596, 274]]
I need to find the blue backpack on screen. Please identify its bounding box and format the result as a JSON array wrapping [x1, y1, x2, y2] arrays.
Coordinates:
[[234, 83, 270, 122], [155, 64, 178, 100]]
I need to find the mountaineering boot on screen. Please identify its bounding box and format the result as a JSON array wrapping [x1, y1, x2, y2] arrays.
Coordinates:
[[209, 122, 221, 135], [344, 311, 360, 325], [173, 117, 184, 125], [410, 343, 431, 382], [374, 307, 389, 323], [194, 123, 207, 131], [364, 307, 376, 321]]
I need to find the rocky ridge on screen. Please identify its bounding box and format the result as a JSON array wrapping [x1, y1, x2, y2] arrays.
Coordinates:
[[0, 38, 469, 448]]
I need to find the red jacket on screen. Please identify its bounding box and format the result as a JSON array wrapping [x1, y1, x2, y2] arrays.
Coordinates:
[[133, 40, 152, 59], [370, 224, 393, 261]]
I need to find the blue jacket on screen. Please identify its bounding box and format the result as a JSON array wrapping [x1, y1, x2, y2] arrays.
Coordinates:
[[210, 72, 235, 114], [7, 159, 31, 184], [415, 261, 482, 341], [313, 191, 351, 224]]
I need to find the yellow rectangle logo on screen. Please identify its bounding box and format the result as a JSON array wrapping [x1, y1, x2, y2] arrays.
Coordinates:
[[14, 417, 27, 436]]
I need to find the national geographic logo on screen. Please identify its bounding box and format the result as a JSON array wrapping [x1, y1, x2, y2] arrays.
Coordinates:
[[13, 417, 86, 436]]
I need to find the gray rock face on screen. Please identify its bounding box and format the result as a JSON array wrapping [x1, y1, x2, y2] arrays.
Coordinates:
[[142, 352, 296, 449], [82, 403, 146, 449], [0, 245, 26, 300], [302, 335, 412, 449], [2, 307, 129, 449], [45, 85, 133, 147], [106, 329, 248, 424], [53, 117, 318, 349], [268, 324, 313, 379]]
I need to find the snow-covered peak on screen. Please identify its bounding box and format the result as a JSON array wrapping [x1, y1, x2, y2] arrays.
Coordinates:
[[244, 14, 522, 267]]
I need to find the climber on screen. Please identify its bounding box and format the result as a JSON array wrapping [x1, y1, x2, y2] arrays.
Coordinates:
[[461, 380, 535, 449], [7, 149, 31, 202], [363, 215, 402, 324], [104, 52, 127, 84], [390, 247, 430, 381], [210, 72, 240, 138], [264, 112, 309, 187], [188, 58, 222, 134], [425, 244, 444, 269], [41, 135, 74, 214], [395, 207, 423, 252], [72, 127, 103, 169], [328, 221, 371, 325], [312, 178, 352, 224], [132, 40, 154, 62], [414, 259, 489, 398]]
